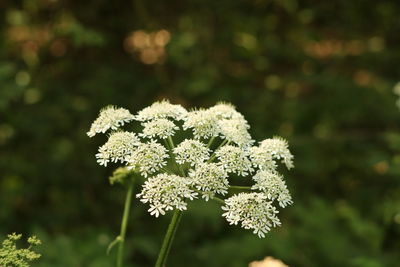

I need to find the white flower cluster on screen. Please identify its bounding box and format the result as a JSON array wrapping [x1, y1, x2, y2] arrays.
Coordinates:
[[208, 102, 240, 119], [137, 174, 197, 217], [216, 145, 253, 176], [218, 118, 253, 147], [96, 131, 140, 166], [87, 106, 135, 137], [135, 100, 187, 122], [127, 140, 169, 177], [222, 193, 281, 238], [259, 137, 294, 169], [189, 163, 229, 201], [183, 103, 253, 147], [183, 109, 220, 139], [140, 118, 179, 139], [88, 100, 295, 238], [251, 170, 293, 208], [173, 139, 210, 166]]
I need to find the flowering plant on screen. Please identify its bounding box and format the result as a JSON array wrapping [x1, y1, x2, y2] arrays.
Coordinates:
[[0, 233, 41, 267], [88, 100, 294, 266]]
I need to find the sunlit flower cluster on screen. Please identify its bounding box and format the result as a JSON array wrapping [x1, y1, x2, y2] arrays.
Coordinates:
[[249, 145, 277, 171], [127, 140, 169, 177], [216, 145, 253, 176], [188, 163, 229, 200], [174, 139, 210, 166], [87, 106, 135, 137], [173, 139, 210, 166], [135, 100, 187, 121], [140, 118, 179, 139], [251, 170, 293, 208], [183, 109, 220, 139], [96, 131, 140, 166], [137, 174, 197, 217], [208, 102, 242, 119], [88, 100, 295, 238], [222, 193, 281, 238], [259, 137, 294, 169], [218, 118, 253, 147]]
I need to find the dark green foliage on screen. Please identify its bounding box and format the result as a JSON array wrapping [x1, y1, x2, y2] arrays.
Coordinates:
[[1, 0, 399, 266]]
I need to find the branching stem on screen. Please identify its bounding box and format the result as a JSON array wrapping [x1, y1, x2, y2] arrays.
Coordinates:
[[167, 136, 186, 177], [207, 140, 230, 163]]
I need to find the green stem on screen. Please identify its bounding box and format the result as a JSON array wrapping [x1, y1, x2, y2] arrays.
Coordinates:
[[166, 136, 186, 176], [207, 136, 216, 148], [229, 185, 252, 190], [212, 196, 225, 205], [167, 136, 176, 149], [117, 180, 134, 267], [155, 210, 183, 267], [215, 139, 229, 151]]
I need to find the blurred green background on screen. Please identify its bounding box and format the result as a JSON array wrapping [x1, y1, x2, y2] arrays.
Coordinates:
[[1, 0, 400, 266]]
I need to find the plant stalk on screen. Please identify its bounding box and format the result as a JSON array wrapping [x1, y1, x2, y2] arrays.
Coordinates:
[[229, 185, 252, 190], [166, 136, 186, 176], [117, 180, 134, 267], [154, 210, 183, 267]]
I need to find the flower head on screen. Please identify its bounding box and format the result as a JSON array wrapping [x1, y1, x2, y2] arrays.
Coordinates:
[[188, 163, 229, 201], [249, 256, 289, 267], [137, 174, 197, 217], [140, 118, 179, 139], [88, 100, 295, 238], [222, 192, 281, 238], [208, 102, 242, 120], [259, 137, 294, 169], [218, 118, 253, 147], [183, 109, 220, 139], [249, 146, 277, 171], [173, 139, 210, 166], [127, 140, 168, 177], [216, 145, 253, 176], [136, 100, 187, 122], [96, 131, 140, 166], [251, 170, 293, 208], [87, 106, 135, 137], [0, 233, 41, 266]]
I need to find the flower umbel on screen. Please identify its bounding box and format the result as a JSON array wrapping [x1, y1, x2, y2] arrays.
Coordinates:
[[137, 174, 197, 217], [140, 118, 179, 139], [136, 100, 188, 122], [251, 170, 293, 208], [216, 145, 253, 176], [208, 102, 241, 120], [127, 141, 169, 177], [249, 145, 277, 171], [87, 106, 135, 137], [88, 100, 295, 239], [183, 109, 220, 139], [218, 118, 253, 147], [96, 131, 140, 166], [259, 137, 294, 169], [222, 193, 281, 238], [173, 139, 210, 166], [188, 163, 229, 200]]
